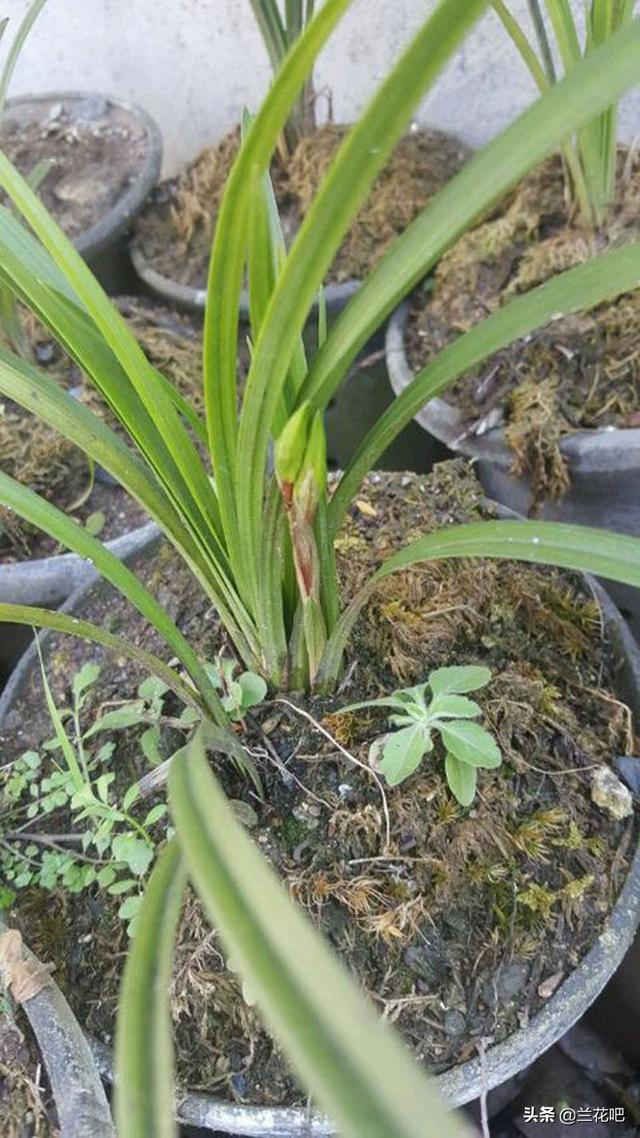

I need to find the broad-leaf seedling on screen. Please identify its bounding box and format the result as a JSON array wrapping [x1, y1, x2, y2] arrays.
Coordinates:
[[343, 665, 501, 803]]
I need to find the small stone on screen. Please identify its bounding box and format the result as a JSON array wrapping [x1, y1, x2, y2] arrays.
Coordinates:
[[404, 945, 429, 979], [45, 102, 63, 125], [72, 95, 108, 122], [34, 341, 55, 365], [54, 167, 112, 207], [613, 756, 640, 800], [591, 766, 633, 821], [231, 1072, 248, 1097], [538, 971, 564, 999], [443, 1010, 466, 1038], [292, 804, 319, 830], [355, 499, 377, 517], [496, 962, 529, 1003]]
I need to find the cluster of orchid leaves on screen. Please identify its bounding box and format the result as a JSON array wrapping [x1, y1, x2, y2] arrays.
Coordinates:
[[0, 0, 639, 717], [0, 3, 640, 1134], [492, 0, 636, 227], [344, 665, 501, 805]]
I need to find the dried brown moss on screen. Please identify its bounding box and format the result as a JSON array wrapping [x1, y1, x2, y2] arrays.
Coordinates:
[[407, 151, 640, 510], [134, 123, 470, 287]]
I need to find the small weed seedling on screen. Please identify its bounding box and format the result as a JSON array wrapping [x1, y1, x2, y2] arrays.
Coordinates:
[[343, 665, 502, 805], [206, 655, 268, 723], [0, 654, 175, 932]]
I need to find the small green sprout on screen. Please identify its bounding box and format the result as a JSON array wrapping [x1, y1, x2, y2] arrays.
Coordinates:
[[342, 665, 502, 806], [206, 655, 268, 723], [0, 655, 175, 934]]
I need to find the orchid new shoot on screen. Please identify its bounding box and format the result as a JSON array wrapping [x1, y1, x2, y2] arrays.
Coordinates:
[[248, 0, 317, 149], [0, 0, 640, 730], [492, 0, 637, 228]]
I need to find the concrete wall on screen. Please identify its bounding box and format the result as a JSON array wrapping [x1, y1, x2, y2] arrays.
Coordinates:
[[3, 0, 640, 175]]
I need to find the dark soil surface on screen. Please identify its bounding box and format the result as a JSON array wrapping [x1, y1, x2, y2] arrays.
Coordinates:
[[0, 1008, 58, 1137], [1, 460, 637, 1111], [133, 123, 470, 287], [0, 299, 202, 562], [406, 151, 640, 507], [1, 94, 151, 240]]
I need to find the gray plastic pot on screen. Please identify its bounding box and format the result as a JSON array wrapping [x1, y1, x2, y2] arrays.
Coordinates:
[[2, 530, 640, 1136], [0, 915, 114, 1138], [0, 522, 159, 609], [4, 92, 162, 293], [386, 302, 640, 636], [0, 522, 158, 685], [130, 238, 360, 320]]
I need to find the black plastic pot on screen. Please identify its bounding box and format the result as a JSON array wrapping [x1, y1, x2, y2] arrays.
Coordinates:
[[2, 526, 639, 1136], [0, 915, 114, 1138], [3, 92, 162, 293], [386, 302, 640, 637]]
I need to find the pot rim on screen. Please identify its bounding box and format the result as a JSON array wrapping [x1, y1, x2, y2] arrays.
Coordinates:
[[0, 521, 159, 608], [2, 527, 640, 1135], [386, 301, 640, 472], [129, 241, 361, 320], [4, 91, 163, 261], [0, 914, 115, 1138]]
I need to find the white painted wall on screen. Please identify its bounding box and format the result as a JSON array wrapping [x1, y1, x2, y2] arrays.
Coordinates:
[[3, 0, 640, 175]]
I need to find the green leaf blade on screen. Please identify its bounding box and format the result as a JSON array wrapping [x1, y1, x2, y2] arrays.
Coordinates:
[[429, 695, 482, 720], [115, 840, 186, 1138], [236, 0, 488, 579], [305, 20, 640, 422], [440, 721, 502, 769], [444, 754, 477, 806], [380, 725, 427, 786], [169, 732, 473, 1138], [428, 665, 492, 696]]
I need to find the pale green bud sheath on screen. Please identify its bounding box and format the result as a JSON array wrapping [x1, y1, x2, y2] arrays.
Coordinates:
[[294, 411, 327, 515], [274, 402, 313, 492], [275, 408, 327, 678]]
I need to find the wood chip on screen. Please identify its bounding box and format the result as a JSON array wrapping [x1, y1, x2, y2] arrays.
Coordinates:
[[0, 929, 55, 1004]]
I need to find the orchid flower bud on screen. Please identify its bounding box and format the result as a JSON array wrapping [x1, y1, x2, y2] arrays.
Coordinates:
[[274, 402, 312, 487]]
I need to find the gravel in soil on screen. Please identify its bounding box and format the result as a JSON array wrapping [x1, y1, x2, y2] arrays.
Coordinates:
[[406, 151, 640, 510], [0, 460, 636, 1109], [133, 123, 470, 287], [1, 95, 151, 241]]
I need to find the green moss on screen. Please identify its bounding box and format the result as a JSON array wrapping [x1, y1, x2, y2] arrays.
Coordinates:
[[277, 816, 309, 857]]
